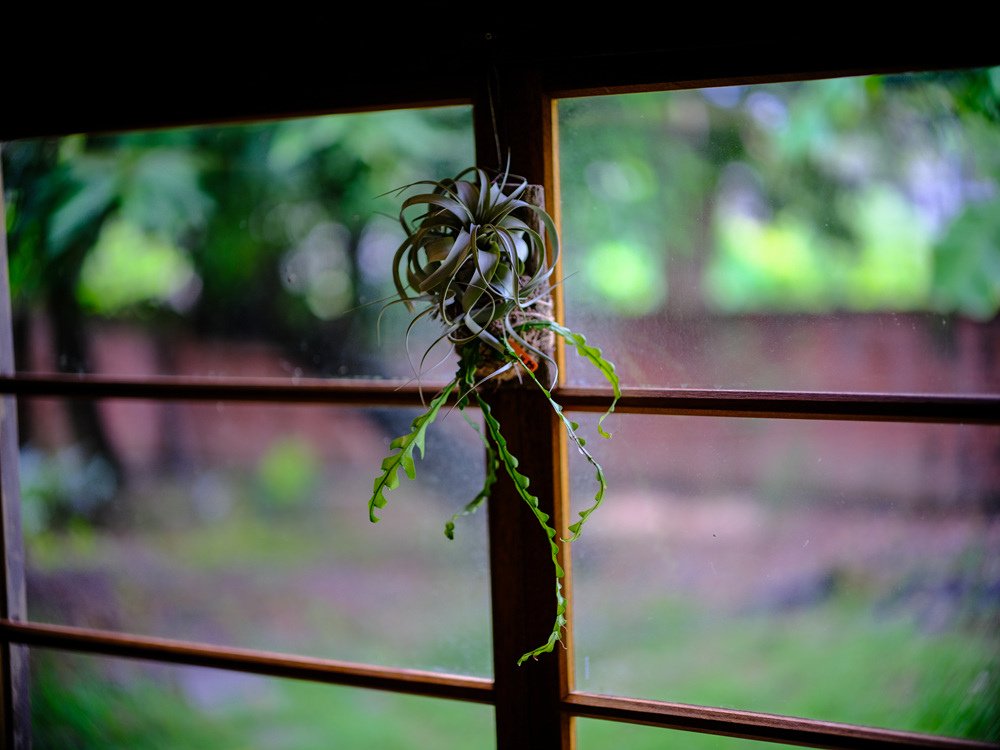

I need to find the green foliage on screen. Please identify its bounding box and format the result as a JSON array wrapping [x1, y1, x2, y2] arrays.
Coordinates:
[[32, 653, 243, 750], [561, 67, 1000, 318], [579, 592, 1000, 746], [254, 437, 322, 512], [77, 218, 196, 314], [583, 239, 666, 316], [707, 185, 934, 313], [2, 108, 475, 376], [369, 381, 458, 523], [931, 200, 1000, 319], [19, 446, 117, 536], [32, 652, 495, 749]]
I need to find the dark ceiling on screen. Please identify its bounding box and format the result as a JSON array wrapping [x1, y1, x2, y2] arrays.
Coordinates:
[[2, 29, 995, 141]]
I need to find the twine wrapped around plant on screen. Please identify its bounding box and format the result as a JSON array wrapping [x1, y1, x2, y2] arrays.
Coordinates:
[[472, 294, 554, 383], [367, 166, 620, 664], [465, 184, 556, 384]]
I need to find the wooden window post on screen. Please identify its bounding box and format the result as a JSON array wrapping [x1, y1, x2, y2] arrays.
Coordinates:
[[474, 53, 574, 750]]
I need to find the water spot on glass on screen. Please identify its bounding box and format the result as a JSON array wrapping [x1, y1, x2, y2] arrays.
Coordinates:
[[971, 670, 989, 694]]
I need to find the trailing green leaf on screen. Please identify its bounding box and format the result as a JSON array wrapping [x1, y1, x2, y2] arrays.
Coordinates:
[[518, 577, 567, 665], [368, 379, 458, 523], [475, 391, 567, 664], [513, 350, 608, 542], [518, 320, 621, 438]]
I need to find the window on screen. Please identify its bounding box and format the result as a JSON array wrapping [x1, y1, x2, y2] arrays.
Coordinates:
[[2, 38, 998, 749]]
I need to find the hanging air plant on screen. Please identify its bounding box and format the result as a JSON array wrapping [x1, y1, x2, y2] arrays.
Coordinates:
[[367, 165, 620, 663]]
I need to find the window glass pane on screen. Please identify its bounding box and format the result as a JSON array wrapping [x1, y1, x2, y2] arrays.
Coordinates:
[[3, 106, 473, 382], [22, 397, 491, 677], [558, 67, 1000, 393], [569, 413, 999, 742], [577, 719, 801, 750], [31, 649, 495, 749]]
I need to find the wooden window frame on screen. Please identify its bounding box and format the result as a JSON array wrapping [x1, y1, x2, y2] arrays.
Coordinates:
[[2, 34, 998, 750]]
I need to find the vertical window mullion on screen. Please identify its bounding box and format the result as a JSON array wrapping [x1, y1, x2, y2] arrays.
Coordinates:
[[474, 61, 575, 750], [0, 157, 31, 749]]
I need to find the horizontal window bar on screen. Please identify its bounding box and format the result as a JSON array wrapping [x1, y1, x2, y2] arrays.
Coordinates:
[[564, 692, 996, 750], [559, 387, 1000, 424], [3, 375, 997, 424], [0, 373, 436, 406], [0, 620, 493, 705]]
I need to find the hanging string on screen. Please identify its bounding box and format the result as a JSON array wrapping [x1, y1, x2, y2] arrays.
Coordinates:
[[486, 55, 503, 168]]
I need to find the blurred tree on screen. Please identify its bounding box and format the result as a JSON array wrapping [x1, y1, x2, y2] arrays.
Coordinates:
[[5, 138, 124, 482], [2, 106, 473, 498], [559, 67, 1000, 320]]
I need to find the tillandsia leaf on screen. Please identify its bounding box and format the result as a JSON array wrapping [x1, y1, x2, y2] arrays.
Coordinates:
[[463, 312, 504, 353], [401, 193, 472, 224], [462, 247, 502, 311], [475, 391, 567, 664], [458, 360, 516, 401], [489, 263, 516, 302], [413, 322, 463, 388], [475, 167, 490, 217], [508, 198, 560, 262], [454, 179, 479, 213], [391, 237, 417, 309], [425, 235, 455, 263], [376, 295, 426, 347], [418, 227, 474, 293], [403, 304, 440, 382], [522, 228, 557, 290], [368, 379, 458, 523], [451, 341, 515, 405]]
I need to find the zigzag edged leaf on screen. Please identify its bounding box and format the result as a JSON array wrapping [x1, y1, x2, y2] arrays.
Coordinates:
[[551, 323, 620, 438], [368, 379, 458, 523], [475, 391, 567, 664], [518, 320, 621, 438]]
